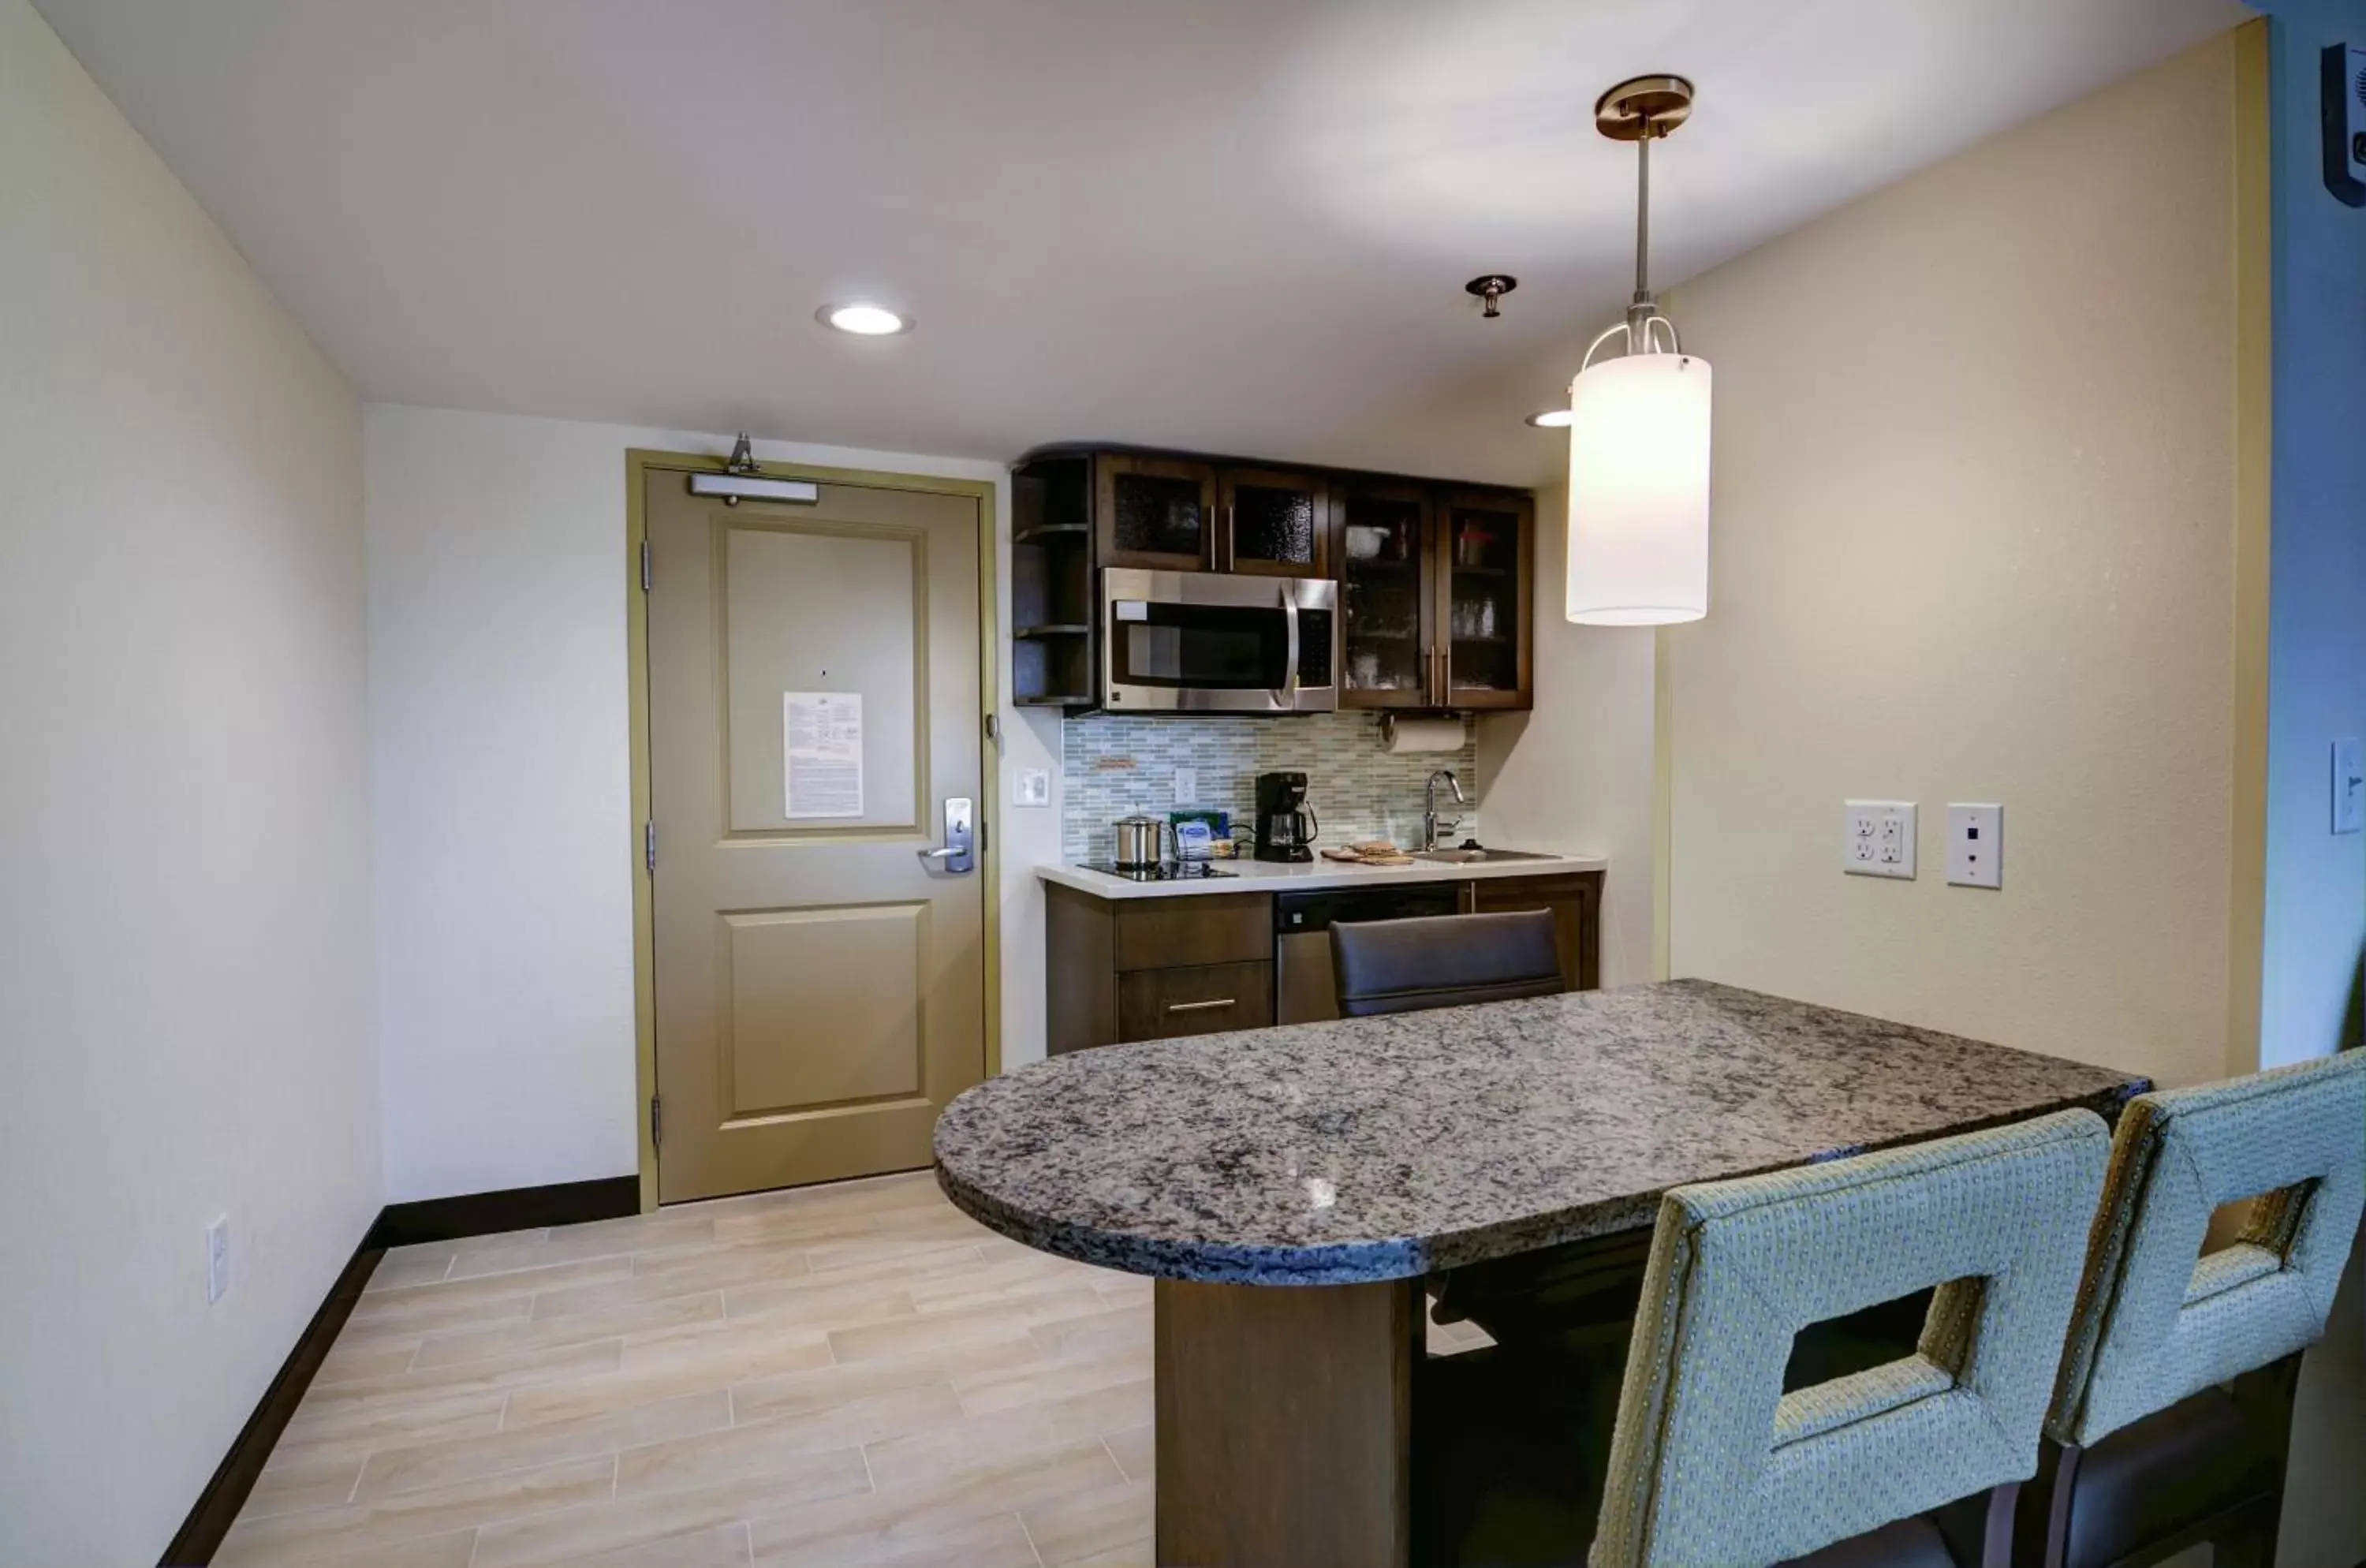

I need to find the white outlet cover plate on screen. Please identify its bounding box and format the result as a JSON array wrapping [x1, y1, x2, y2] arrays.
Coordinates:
[[1174, 767, 1198, 805], [1013, 767, 1051, 808], [1946, 803, 2003, 888], [1844, 800, 1916, 879]]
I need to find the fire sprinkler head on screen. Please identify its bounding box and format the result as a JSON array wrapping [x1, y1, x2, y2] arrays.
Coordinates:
[[1465, 274, 1519, 319]]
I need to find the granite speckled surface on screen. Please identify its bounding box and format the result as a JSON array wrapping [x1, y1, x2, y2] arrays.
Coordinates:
[[933, 979, 2147, 1286]]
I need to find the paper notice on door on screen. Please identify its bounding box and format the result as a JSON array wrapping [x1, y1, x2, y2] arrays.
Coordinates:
[[784, 692, 864, 819]]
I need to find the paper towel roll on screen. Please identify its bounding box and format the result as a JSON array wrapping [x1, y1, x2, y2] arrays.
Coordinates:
[[1382, 715, 1465, 753]]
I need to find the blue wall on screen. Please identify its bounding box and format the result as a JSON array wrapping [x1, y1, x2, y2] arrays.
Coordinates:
[[2258, 0, 2366, 1065]]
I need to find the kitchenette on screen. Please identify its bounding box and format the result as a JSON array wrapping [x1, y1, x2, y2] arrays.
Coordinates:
[[1016, 444, 1606, 1052]]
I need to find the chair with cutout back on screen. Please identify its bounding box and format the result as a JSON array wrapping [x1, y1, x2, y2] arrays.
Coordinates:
[[1584, 1108, 2112, 1568], [2020, 1051, 2366, 1568]]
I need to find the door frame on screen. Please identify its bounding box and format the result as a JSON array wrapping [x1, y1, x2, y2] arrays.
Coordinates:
[[625, 448, 1002, 1213]]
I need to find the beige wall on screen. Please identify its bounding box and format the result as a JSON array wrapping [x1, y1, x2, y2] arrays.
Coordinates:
[[1476, 478, 1659, 988], [0, 2, 377, 1560], [1662, 33, 2245, 1092]]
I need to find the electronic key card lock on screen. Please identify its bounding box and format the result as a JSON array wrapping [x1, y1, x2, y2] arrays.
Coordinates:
[[917, 797, 976, 875]]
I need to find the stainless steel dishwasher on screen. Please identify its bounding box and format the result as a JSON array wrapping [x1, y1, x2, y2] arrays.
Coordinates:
[[1274, 883, 1462, 1024]]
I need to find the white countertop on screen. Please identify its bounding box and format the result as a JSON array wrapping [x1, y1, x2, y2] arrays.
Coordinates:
[[1034, 849, 1607, 900]]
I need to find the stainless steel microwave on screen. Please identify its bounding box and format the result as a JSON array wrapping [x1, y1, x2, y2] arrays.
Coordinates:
[[1100, 569, 1338, 714]]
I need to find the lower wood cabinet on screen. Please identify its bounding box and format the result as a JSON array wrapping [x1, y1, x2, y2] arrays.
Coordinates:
[[1046, 885, 1277, 1054], [1463, 872, 1601, 992], [1047, 872, 1603, 1056]]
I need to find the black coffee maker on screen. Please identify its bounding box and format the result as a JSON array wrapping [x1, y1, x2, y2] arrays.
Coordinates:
[[1253, 771, 1319, 863]]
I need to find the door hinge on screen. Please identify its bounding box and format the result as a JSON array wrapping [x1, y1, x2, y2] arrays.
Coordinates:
[[983, 711, 998, 745], [640, 538, 652, 593], [644, 819, 656, 875], [649, 1095, 662, 1149]]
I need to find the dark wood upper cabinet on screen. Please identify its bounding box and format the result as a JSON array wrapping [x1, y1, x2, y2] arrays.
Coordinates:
[[1436, 490, 1534, 710], [1013, 454, 1099, 707], [1218, 466, 1330, 578], [1340, 483, 1532, 711], [1097, 454, 1218, 571], [1024, 445, 1533, 713], [1336, 482, 1437, 710]]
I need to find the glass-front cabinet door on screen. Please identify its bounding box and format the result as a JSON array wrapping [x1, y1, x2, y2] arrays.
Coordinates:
[[1438, 491, 1533, 709], [1218, 466, 1330, 578], [1096, 455, 1217, 571], [1337, 483, 1435, 708]]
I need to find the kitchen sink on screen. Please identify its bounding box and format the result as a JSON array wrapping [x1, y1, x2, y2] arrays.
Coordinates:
[[1412, 847, 1562, 864]]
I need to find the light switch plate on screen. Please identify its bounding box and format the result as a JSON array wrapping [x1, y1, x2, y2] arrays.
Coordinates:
[[1845, 801, 1916, 879], [2334, 739, 2363, 834], [1013, 767, 1051, 808], [1946, 803, 2003, 888]]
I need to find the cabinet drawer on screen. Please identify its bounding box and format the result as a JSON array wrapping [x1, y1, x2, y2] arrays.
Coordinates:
[[1118, 962, 1274, 1041], [1114, 893, 1271, 971]]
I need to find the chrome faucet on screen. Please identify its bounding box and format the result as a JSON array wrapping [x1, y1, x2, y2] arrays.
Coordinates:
[[1423, 769, 1467, 852]]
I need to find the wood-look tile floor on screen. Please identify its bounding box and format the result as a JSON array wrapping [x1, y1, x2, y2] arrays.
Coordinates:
[[226, 1170, 1491, 1568]]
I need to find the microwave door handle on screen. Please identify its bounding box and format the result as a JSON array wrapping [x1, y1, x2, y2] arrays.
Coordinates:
[[1277, 584, 1301, 711]]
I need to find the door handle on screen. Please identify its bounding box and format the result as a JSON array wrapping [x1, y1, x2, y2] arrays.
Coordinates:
[[918, 797, 975, 874], [1166, 997, 1237, 1014], [1275, 583, 1301, 711]]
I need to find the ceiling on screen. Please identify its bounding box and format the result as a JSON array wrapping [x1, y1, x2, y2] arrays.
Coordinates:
[[36, 0, 2248, 486]]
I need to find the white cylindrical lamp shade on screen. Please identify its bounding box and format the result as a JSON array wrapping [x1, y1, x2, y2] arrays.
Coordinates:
[[1565, 352, 1711, 625]]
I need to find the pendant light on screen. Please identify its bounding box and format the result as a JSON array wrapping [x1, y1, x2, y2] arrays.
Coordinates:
[[1564, 75, 1711, 626]]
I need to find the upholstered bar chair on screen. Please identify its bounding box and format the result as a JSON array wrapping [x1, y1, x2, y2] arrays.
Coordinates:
[[2020, 1051, 2366, 1568], [1586, 1109, 2112, 1568], [1330, 908, 1565, 1016]]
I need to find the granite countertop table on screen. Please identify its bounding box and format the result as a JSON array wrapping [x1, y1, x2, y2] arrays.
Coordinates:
[[934, 978, 2148, 1286]]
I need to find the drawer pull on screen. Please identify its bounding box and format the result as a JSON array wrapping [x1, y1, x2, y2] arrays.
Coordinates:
[[1166, 997, 1237, 1014]]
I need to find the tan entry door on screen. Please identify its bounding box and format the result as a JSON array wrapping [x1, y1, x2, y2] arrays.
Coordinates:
[[646, 469, 987, 1203]]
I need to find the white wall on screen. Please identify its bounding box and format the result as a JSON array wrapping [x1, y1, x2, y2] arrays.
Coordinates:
[[366, 404, 1058, 1202], [0, 2, 377, 1560], [1659, 35, 2246, 1093], [1476, 477, 1658, 988]]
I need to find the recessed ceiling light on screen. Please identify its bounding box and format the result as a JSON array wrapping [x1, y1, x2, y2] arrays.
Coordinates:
[[1525, 407, 1576, 428], [817, 302, 912, 336]]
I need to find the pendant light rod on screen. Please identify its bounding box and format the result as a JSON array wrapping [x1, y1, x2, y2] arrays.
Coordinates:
[[1595, 73, 1693, 353], [1634, 130, 1651, 305]]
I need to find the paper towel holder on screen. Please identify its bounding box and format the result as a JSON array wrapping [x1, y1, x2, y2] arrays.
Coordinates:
[[1381, 714, 1468, 753]]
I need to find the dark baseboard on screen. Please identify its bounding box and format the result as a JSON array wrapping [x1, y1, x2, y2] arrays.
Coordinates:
[[367, 1174, 639, 1250], [159, 1234, 382, 1567], [161, 1172, 640, 1565]]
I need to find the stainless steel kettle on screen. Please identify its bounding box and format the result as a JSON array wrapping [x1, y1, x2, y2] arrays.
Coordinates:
[[1110, 814, 1174, 869]]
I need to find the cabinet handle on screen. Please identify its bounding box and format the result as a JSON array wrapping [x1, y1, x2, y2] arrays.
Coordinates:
[[1166, 997, 1237, 1014]]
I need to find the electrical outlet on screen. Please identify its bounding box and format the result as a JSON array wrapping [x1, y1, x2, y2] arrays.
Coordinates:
[[1013, 767, 1051, 808], [2334, 738, 2363, 834], [1174, 767, 1198, 805], [206, 1215, 230, 1305], [1845, 801, 1916, 879], [1947, 804, 2003, 888]]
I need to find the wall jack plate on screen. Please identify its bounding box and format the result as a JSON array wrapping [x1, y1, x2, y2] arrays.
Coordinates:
[[1946, 803, 2004, 888], [1845, 801, 1916, 879]]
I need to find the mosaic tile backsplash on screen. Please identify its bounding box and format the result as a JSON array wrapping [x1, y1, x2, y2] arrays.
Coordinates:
[[1059, 711, 1480, 862]]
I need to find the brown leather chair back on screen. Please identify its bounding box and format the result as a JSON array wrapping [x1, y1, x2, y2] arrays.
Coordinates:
[[1330, 909, 1564, 1017]]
